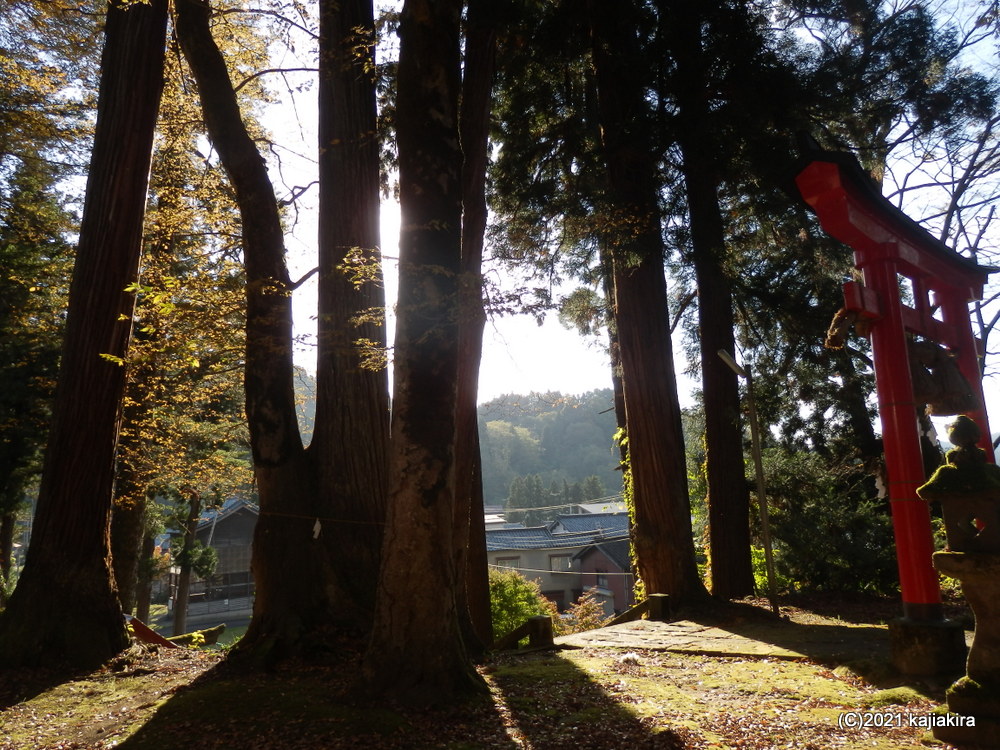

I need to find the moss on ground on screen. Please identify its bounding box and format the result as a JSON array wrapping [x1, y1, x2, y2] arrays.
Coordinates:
[[0, 603, 955, 750]]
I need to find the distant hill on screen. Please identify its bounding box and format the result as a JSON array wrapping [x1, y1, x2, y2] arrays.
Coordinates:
[[288, 375, 622, 505], [478, 389, 622, 506]]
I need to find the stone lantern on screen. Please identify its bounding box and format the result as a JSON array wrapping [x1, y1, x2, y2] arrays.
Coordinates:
[[918, 415, 1000, 747]]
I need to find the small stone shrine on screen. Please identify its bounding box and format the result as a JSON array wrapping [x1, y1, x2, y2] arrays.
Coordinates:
[[918, 415, 1000, 747]]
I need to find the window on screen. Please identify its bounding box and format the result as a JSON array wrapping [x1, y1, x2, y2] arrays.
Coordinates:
[[596, 570, 608, 588], [549, 555, 572, 572], [496, 557, 520, 569]]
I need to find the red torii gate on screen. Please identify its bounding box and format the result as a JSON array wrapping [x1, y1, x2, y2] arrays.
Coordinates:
[[795, 148, 994, 630]]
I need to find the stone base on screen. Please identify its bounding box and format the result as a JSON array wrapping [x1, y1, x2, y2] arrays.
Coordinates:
[[936, 676, 1000, 748], [889, 617, 967, 676]]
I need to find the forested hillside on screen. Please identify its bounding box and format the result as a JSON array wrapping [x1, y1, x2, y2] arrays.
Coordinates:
[[478, 389, 622, 509], [289, 379, 621, 510]]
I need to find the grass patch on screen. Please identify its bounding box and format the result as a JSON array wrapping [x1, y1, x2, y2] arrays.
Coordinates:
[[1, 599, 954, 750]]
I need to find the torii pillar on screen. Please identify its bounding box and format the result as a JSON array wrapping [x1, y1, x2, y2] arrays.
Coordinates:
[[796, 148, 994, 674]]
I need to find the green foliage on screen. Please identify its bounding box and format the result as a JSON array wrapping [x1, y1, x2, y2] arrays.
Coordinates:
[[174, 540, 218, 581], [749, 546, 795, 596], [758, 448, 897, 594], [0, 154, 74, 517], [479, 390, 621, 507], [504, 474, 549, 527], [488, 567, 557, 641], [615, 428, 645, 603], [558, 589, 612, 635]]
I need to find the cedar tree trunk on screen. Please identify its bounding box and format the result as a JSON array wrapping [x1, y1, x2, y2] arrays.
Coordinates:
[[0, 0, 168, 670], [363, 0, 487, 702], [110, 485, 146, 615], [176, 0, 321, 661], [178, 0, 391, 660], [312, 0, 390, 631], [666, 0, 754, 598], [587, 0, 709, 608], [454, 0, 498, 653]]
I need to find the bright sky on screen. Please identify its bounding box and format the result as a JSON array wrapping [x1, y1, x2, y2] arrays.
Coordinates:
[[285, 203, 619, 404], [264, 31, 998, 435]]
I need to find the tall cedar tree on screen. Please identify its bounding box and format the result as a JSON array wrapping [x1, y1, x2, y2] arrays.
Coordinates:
[[0, 0, 168, 669], [659, 0, 753, 599], [363, 0, 488, 701], [454, 0, 500, 653], [111, 46, 252, 615], [313, 0, 390, 630], [176, 0, 390, 659], [586, 0, 708, 608]]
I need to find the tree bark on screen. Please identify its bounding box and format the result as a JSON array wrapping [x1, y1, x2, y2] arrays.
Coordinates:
[[312, 0, 390, 633], [0, 0, 168, 670], [134, 533, 156, 623], [175, 0, 321, 662], [172, 493, 201, 636], [587, 0, 709, 608], [454, 0, 499, 654], [110, 488, 146, 615], [363, 0, 487, 702], [664, 0, 754, 599], [177, 0, 393, 661]]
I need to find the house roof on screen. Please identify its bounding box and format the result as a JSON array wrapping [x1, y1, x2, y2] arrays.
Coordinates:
[[487, 526, 563, 551], [486, 515, 629, 552], [551, 512, 628, 535], [577, 498, 627, 514], [195, 497, 259, 531], [573, 539, 632, 572]]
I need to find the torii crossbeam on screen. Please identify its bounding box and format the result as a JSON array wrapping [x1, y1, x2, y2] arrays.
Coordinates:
[[796, 147, 994, 632]]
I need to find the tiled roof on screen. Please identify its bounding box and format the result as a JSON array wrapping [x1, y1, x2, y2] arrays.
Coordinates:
[[486, 522, 628, 552], [574, 539, 632, 572], [552, 512, 629, 535], [196, 497, 259, 530]]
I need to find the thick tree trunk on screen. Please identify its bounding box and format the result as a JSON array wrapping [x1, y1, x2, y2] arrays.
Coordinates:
[[686, 190, 754, 599], [176, 0, 320, 662], [0, 0, 168, 670], [454, 0, 498, 653], [111, 383, 152, 615], [312, 0, 389, 633], [177, 0, 392, 660], [587, 0, 709, 608], [110, 488, 146, 615], [665, 0, 754, 599], [363, 0, 486, 702]]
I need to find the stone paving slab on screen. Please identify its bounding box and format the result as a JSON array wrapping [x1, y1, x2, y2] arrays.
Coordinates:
[[555, 618, 896, 662]]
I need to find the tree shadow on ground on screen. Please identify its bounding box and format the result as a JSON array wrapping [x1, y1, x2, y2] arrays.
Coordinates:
[[0, 665, 76, 710], [683, 610, 963, 700], [119, 647, 694, 749], [486, 649, 690, 749], [120, 653, 517, 749]]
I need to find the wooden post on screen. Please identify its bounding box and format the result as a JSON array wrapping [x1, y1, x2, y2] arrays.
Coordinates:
[[646, 594, 671, 622], [527, 615, 554, 648]]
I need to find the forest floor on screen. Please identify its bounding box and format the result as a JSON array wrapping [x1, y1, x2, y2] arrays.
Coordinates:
[[0, 594, 975, 750]]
